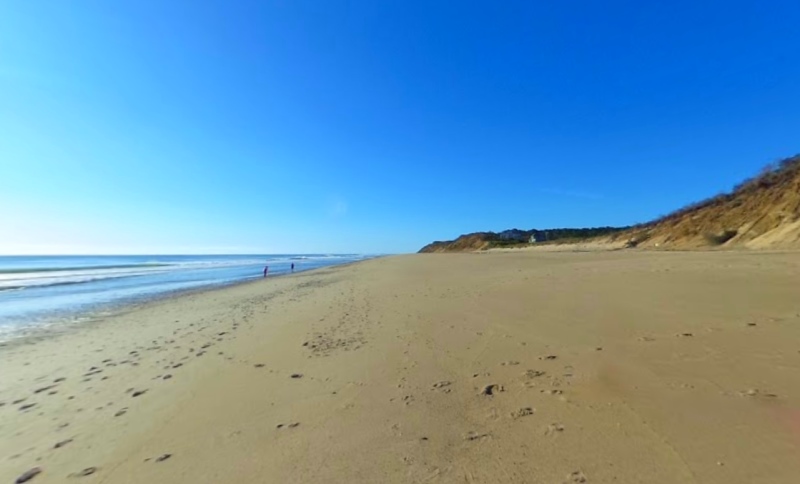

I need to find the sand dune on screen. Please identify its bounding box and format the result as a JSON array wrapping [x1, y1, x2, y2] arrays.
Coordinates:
[[3, 251, 800, 483]]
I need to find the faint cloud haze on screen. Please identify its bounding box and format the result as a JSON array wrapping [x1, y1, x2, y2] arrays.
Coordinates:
[[329, 197, 348, 218]]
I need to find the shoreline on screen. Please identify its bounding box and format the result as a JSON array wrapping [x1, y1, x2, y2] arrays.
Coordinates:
[[0, 259, 372, 347], [2, 251, 800, 483]]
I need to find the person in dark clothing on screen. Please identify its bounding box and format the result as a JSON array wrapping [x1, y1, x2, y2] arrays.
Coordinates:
[[263, 265, 268, 277], [291, 263, 295, 273]]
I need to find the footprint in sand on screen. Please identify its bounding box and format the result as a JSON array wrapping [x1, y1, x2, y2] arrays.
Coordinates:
[[523, 370, 546, 379], [480, 384, 504, 396], [432, 381, 452, 392], [564, 470, 587, 483], [545, 423, 565, 435], [510, 407, 534, 419]]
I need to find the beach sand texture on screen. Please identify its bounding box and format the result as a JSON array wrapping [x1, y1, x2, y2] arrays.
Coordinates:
[[3, 251, 800, 483]]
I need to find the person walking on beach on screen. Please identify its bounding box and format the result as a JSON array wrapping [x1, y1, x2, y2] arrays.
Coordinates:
[[291, 263, 295, 273], [263, 265, 268, 278]]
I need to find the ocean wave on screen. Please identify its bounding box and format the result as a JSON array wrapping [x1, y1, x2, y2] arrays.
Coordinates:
[[0, 263, 172, 274], [0, 259, 264, 284], [0, 273, 146, 290], [0, 286, 25, 292], [0, 255, 370, 291], [0, 255, 372, 339], [0, 266, 174, 284]]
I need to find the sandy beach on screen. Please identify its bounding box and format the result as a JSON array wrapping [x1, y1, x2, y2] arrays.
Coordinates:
[[3, 251, 800, 483]]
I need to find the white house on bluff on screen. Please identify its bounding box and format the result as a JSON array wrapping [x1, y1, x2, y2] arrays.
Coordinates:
[[529, 232, 548, 243]]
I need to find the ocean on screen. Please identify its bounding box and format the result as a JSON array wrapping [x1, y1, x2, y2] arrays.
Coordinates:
[[0, 254, 372, 341]]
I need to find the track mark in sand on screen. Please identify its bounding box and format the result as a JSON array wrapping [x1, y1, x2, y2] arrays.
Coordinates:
[[68, 467, 98, 478], [739, 388, 778, 398], [510, 407, 534, 419], [432, 381, 452, 392], [523, 370, 546, 379], [275, 422, 300, 429], [485, 406, 501, 421], [545, 423, 565, 435], [389, 423, 403, 437], [563, 470, 588, 483], [464, 431, 491, 441], [304, 284, 369, 357], [480, 384, 503, 396]]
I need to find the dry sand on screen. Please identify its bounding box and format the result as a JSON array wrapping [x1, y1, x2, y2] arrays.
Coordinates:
[[3, 251, 800, 483]]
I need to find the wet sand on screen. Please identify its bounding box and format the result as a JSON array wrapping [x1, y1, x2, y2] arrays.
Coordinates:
[[2, 251, 800, 483]]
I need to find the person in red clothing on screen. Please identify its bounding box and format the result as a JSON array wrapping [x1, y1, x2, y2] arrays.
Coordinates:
[[263, 265, 268, 278]]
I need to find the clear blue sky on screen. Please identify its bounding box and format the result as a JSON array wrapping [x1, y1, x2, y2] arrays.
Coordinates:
[[1, 1, 799, 254]]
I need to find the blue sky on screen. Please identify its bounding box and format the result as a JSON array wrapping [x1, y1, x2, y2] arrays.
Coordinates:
[[1, 1, 799, 254]]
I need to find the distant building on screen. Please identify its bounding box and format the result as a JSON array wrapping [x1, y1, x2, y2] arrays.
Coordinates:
[[529, 232, 547, 243], [496, 229, 529, 242]]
